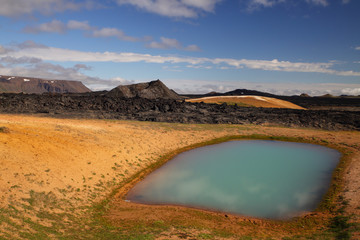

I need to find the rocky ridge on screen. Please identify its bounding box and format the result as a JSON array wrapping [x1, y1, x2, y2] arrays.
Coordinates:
[[0, 75, 90, 94]]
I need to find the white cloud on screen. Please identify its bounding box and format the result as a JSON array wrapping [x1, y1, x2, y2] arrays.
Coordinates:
[[74, 63, 92, 70], [250, 0, 278, 7], [186, 65, 212, 69], [92, 28, 138, 42], [23, 20, 66, 34], [162, 65, 183, 72], [2, 42, 360, 77], [245, 0, 331, 10], [22, 21, 199, 50], [18, 41, 49, 49], [147, 37, 200, 51], [341, 88, 360, 96], [110, 77, 134, 85], [67, 20, 92, 30], [148, 37, 182, 49], [116, 0, 222, 18], [23, 20, 139, 42], [355, 46, 360, 50], [181, 0, 223, 12], [0, 0, 95, 17], [184, 44, 201, 52], [116, 0, 196, 18], [1, 56, 42, 65], [246, 0, 286, 11], [23, 19, 200, 50], [305, 0, 328, 6], [0, 46, 11, 54]]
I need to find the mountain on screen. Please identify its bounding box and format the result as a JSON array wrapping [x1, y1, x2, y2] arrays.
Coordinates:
[[182, 89, 279, 99], [0, 75, 91, 94], [320, 94, 335, 98], [222, 89, 278, 98], [107, 80, 182, 100]]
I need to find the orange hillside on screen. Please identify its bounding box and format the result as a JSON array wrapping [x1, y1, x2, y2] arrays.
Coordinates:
[[186, 96, 306, 110]]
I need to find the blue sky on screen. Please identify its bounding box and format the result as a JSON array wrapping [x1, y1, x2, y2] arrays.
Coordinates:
[[0, 0, 359, 95]]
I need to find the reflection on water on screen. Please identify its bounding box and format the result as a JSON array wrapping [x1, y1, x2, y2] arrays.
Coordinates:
[[126, 140, 340, 219]]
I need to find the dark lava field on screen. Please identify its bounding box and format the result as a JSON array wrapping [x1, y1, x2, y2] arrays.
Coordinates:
[[0, 91, 359, 131]]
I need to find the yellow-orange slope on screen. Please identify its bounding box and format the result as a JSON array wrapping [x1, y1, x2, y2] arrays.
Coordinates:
[[187, 95, 305, 110]]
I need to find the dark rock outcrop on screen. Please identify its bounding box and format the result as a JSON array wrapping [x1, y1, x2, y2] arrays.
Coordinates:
[[0, 75, 90, 94], [107, 80, 182, 100]]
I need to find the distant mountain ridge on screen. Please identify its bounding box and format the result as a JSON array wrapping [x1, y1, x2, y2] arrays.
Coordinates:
[[222, 89, 278, 98], [0, 75, 91, 94], [107, 79, 182, 100], [182, 87, 360, 111], [183, 88, 279, 99]]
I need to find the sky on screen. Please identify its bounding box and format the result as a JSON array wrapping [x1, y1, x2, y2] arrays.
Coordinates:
[[0, 0, 359, 96]]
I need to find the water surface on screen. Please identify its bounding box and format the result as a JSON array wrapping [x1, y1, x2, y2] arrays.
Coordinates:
[[127, 140, 340, 219]]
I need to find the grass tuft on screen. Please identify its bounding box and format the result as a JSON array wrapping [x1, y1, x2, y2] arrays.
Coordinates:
[[0, 126, 10, 133], [329, 215, 352, 239]]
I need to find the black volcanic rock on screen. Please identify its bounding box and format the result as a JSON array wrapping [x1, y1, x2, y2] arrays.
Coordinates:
[[107, 80, 182, 100], [0, 75, 90, 94]]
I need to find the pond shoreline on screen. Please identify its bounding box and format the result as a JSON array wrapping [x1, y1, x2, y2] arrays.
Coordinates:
[[107, 134, 355, 238]]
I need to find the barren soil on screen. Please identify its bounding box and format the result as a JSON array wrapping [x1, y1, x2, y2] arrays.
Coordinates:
[[0, 114, 359, 239]]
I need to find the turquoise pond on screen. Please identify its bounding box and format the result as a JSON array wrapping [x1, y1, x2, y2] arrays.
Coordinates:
[[126, 140, 341, 219]]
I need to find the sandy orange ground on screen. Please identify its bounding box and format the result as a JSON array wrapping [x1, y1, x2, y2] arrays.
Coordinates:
[[186, 95, 306, 110], [0, 114, 359, 239]]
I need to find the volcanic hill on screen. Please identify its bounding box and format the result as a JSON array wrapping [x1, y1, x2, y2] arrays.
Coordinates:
[[0, 75, 90, 94], [107, 79, 182, 100]]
